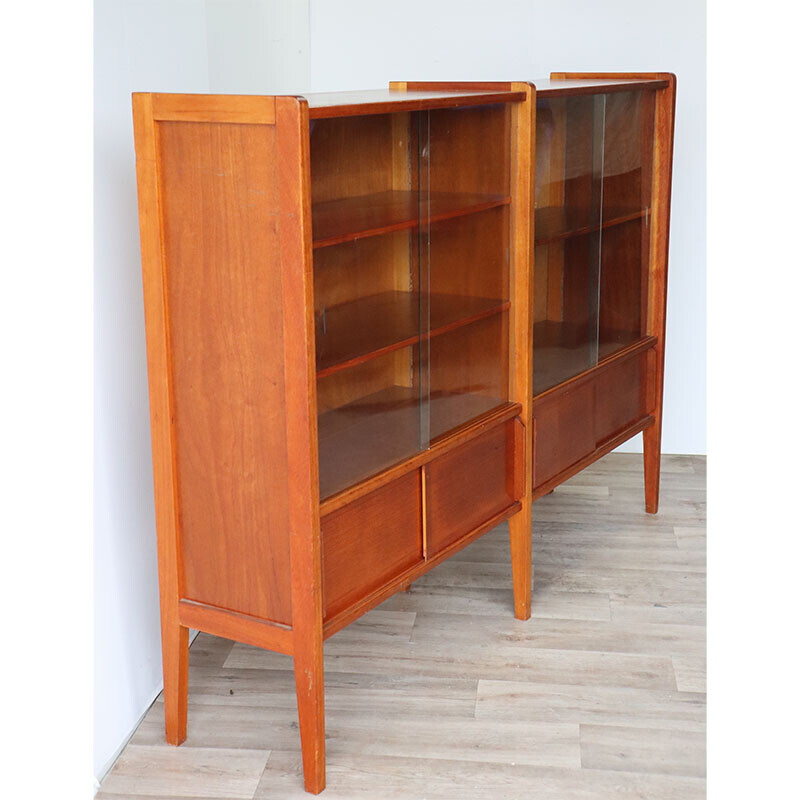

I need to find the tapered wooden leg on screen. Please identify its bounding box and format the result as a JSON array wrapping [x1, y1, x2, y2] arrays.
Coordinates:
[[161, 621, 189, 745], [509, 502, 532, 620], [293, 633, 325, 794], [643, 421, 662, 514]]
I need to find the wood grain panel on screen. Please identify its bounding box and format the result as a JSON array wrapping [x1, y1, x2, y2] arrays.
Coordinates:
[[532, 342, 654, 493], [593, 348, 648, 444], [429, 314, 509, 439], [533, 382, 595, 488], [427, 104, 511, 196], [150, 93, 276, 124], [426, 422, 516, 556], [157, 121, 293, 625], [598, 218, 644, 337], [322, 471, 423, 620], [428, 206, 510, 301], [309, 114, 394, 204], [313, 232, 407, 310]]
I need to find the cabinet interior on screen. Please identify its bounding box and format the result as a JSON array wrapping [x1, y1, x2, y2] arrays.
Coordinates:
[[310, 105, 512, 499], [533, 90, 656, 395]]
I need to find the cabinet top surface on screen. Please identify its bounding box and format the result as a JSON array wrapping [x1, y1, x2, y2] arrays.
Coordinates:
[[531, 77, 669, 97], [304, 88, 526, 118]]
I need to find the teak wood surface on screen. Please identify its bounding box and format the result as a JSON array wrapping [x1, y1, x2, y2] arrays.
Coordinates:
[[132, 74, 675, 795]]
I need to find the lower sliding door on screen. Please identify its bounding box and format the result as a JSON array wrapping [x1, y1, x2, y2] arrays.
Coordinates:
[[423, 103, 513, 442]]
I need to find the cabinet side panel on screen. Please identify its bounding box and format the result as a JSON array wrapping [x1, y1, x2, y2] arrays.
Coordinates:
[[156, 120, 292, 625]]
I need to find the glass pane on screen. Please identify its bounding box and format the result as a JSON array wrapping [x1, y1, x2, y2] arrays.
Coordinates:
[[533, 94, 605, 395], [599, 90, 656, 359], [310, 112, 427, 498], [421, 104, 512, 438]]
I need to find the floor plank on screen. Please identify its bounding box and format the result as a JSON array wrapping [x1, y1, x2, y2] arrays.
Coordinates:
[[255, 751, 706, 799], [477, 679, 705, 732], [672, 655, 707, 693], [580, 724, 706, 778], [99, 745, 269, 798]]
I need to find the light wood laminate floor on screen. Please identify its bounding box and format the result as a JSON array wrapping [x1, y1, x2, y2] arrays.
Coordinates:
[[99, 454, 706, 799]]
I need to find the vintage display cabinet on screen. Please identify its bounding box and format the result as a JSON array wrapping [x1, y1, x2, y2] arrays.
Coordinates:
[[132, 73, 674, 794], [133, 84, 535, 794], [527, 73, 676, 508]]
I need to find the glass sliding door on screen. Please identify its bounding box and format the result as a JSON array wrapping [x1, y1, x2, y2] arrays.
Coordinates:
[[598, 90, 656, 358], [533, 93, 605, 394], [533, 90, 657, 396]]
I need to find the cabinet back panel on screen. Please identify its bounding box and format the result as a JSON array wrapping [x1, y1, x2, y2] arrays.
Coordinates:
[[427, 105, 511, 195], [313, 231, 414, 309], [602, 90, 655, 211], [157, 121, 293, 625], [310, 114, 395, 203], [429, 314, 508, 439], [428, 208, 509, 301], [598, 218, 644, 338], [316, 347, 414, 414]]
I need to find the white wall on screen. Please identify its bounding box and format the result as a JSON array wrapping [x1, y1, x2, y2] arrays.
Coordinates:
[[206, 0, 308, 94], [93, 0, 310, 786], [308, 0, 707, 455], [93, 0, 210, 784]]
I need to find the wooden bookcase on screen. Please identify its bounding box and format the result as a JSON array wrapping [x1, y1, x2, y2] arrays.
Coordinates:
[[527, 73, 676, 509], [132, 74, 674, 794], [133, 85, 534, 794]]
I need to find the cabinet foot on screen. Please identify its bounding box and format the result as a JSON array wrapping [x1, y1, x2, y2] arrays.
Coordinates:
[[162, 623, 189, 745], [509, 503, 532, 620], [294, 638, 326, 793], [643, 422, 662, 514]]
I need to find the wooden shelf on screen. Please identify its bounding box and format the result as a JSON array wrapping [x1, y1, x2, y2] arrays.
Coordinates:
[[534, 205, 647, 246], [532, 320, 644, 395], [316, 291, 509, 379], [318, 385, 504, 499], [312, 190, 510, 249]]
